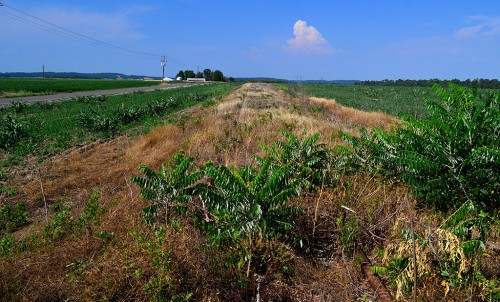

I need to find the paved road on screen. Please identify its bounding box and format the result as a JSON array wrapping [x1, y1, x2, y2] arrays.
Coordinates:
[[0, 83, 199, 107]]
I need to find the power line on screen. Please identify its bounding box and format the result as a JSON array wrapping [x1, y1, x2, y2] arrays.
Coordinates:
[[0, 10, 138, 56], [0, 2, 159, 57], [0, 2, 200, 70]]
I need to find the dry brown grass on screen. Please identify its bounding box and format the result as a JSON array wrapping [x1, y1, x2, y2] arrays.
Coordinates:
[[1, 83, 413, 301], [309, 97, 398, 130]]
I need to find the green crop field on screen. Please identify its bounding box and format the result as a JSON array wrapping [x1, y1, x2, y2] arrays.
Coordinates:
[[294, 84, 437, 119], [0, 83, 237, 158], [0, 78, 161, 98]]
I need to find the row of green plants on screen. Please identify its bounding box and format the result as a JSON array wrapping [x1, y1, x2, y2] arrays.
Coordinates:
[[134, 84, 499, 300], [0, 84, 236, 157], [76, 95, 194, 134]]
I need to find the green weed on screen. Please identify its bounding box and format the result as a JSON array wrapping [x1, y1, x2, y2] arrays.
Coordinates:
[[0, 203, 28, 232], [0, 115, 27, 150]]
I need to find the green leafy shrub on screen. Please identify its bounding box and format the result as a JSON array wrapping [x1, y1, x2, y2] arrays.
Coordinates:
[[77, 109, 118, 134], [0, 232, 18, 256], [132, 132, 328, 242], [201, 157, 302, 244], [78, 189, 102, 228], [340, 84, 499, 300], [44, 205, 75, 241], [260, 130, 331, 191], [35, 101, 60, 111], [115, 105, 144, 124], [340, 84, 499, 211], [132, 151, 204, 224], [10, 101, 27, 113], [44, 191, 102, 241], [0, 115, 27, 149], [132, 132, 329, 276], [187, 92, 209, 103]]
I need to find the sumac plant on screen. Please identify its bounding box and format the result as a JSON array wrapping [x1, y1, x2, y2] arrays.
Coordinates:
[[131, 151, 205, 224], [340, 84, 499, 212], [338, 84, 499, 300], [260, 130, 332, 191], [132, 131, 331, 247]]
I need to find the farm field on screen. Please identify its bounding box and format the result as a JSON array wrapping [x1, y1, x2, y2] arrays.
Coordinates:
[[0, 82, 499, 301], [0, 78, 162, 98], [292, 83, 436, 118]]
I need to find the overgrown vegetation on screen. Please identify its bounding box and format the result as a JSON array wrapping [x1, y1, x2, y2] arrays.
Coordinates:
[[340, 84, 499, 211], [0, 82, 498, 301], [340, 84, 499, 300], [132, 131, 331, 283]]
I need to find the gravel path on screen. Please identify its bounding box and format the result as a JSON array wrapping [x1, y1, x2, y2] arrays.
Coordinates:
[[0, 83, 199, 107]]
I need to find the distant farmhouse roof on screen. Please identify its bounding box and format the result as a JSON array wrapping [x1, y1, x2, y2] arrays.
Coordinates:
[[186, 78, 206, 82]]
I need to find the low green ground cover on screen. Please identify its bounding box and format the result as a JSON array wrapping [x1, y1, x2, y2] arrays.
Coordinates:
[[0, 78, 161, 98]]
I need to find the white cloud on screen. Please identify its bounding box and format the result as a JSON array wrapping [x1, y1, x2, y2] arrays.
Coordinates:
[[286, 20, 333, 54], [455, 16, 500, 37]]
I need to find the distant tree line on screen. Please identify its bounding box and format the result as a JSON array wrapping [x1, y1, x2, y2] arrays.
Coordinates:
[[356, 78, 500, 89], [175, 69, 234, 82]]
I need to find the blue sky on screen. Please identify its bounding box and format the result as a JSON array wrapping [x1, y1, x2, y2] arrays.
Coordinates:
[[1, 0, 499, 80]]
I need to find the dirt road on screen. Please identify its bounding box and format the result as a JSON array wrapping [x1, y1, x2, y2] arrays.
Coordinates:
[[0, 82, 199, 107]]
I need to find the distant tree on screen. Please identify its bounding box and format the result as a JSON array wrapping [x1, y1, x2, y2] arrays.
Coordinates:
[[184, 70, 195, 79], [213, 70, 224, 82], [176, 70, 185, 80], [203, 68, 213, 81], [195, 71, 203, 78]]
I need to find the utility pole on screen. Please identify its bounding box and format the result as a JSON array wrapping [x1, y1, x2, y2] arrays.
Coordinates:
[[160, 55, 167, 81]]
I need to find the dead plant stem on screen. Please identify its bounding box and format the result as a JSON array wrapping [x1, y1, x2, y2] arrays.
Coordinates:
[[406, 195, 417, 302], [312, 174, 325, 236], [37, 167, 48, 224]]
